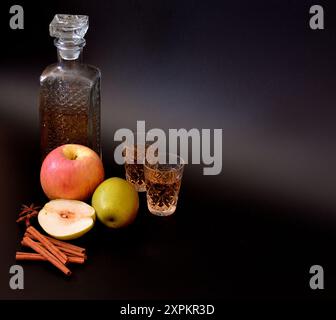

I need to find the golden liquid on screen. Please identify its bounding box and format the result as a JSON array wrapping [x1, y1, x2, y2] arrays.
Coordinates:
[[40, 109, 89, 158], [39, 74, 100, 159], [144, 167, 182, 216]]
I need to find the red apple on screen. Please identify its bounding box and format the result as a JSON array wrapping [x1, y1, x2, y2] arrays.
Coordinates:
[[40, 144, 104, 200]]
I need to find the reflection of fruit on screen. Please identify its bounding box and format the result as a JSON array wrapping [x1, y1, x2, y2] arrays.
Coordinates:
[[92, 177, 139, 228], [38, 199, 96, 240], [40, 144, 104, 200]]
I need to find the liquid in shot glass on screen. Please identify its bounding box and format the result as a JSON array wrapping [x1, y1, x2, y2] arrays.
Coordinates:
[[144, 153, 184, 216]]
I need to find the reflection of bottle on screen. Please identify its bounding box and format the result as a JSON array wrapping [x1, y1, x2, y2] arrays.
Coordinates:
[[39, 14, 101, 159]]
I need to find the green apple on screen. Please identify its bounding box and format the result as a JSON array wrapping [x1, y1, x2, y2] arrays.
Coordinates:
[[92, 177, 139, 228], [38, 199, 96, 240]]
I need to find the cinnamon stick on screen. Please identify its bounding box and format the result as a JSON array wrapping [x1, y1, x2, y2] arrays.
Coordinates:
[[43, 235, 86, 254], [67, 256, 85, 264], [56, 246, 87, 259], [16, 252, 85, 264], [25, 232, 86, 259], [16, 252, 45, 261], [25, 231, 85, 253], [26, 226, 68, 264], [21, 237, 71, 276]]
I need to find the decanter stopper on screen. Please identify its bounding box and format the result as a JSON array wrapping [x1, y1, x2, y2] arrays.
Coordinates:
[[49, 14, 89, 60]]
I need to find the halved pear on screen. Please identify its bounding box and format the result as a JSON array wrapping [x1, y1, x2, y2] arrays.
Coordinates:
[[38, 199, 96, 240]]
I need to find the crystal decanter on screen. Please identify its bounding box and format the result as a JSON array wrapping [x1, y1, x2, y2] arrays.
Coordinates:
[[39, 14, 101, 159]]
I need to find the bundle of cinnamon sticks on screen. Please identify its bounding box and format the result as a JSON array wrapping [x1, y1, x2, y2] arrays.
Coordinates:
[[16, 226, 87, 276]]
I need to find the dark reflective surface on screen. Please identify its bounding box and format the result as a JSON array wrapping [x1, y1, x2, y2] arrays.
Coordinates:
[[0, 0, 335, 300]]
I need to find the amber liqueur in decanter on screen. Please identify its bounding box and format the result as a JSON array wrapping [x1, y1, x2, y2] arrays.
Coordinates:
[[39, 14, 101, 159]]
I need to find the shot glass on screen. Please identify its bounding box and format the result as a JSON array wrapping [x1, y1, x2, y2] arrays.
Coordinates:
[[124, 132, 148, 192], [144, 153, 184, 216]]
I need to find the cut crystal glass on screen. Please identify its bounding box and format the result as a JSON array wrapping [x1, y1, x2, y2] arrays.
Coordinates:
[[49, 14, 88, 40], [40, 14, 101, 159]]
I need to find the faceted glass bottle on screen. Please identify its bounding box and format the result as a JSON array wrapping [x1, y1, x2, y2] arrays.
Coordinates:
[[39, 15, 101, 159]]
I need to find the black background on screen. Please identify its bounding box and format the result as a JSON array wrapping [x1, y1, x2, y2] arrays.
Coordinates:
[[0, 0, 336, 301]]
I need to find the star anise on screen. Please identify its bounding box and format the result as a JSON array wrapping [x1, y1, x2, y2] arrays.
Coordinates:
[[16, 203, 41, 227]]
